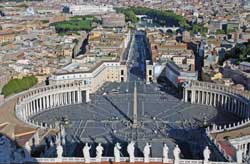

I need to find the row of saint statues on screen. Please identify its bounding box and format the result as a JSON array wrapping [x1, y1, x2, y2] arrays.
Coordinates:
[[57, 141, 211, 164]]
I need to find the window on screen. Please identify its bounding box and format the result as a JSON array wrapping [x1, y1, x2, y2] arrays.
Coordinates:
[[121, 70, 124, 75]]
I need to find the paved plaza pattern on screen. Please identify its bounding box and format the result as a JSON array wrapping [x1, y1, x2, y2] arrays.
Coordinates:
[[31, 81, 240, 158]]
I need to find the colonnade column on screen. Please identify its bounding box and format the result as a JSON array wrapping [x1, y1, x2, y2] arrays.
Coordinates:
[[64, 93, 67, 105], [205, 92, 209, 105], [210, 93, 213, 106], [78, 90, 82, 103], [228, 97, 232, 112], [191, 90, 194, 103], [48, 95, 51, 108], [239, 102, 243, 117], [59, 93, 63, 105], [46, 96, 49, 109], [35, 100, 38, 113], [68, 92, 72, 104], [202, 91, 205, 104], [197, 91, 201, 104], [72, 91, 76, 104], [183, 89, 188, 102], [86, 90, 90, 103], [39, 98, 42, 112], [240, 143, 248, 157], [28, 102, 31, 117], [43, 97, 46, 109], [24, 104, 28, 119], [213, 93, 219, 107], [221, 95, 225, 108], [53, 94, 56, 106], [239, 101, 241, 116]]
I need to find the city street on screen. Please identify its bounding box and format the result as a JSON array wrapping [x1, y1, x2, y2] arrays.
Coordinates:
[[127, 31, 150, 82]]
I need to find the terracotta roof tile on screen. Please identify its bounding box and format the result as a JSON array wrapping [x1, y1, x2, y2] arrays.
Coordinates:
[[218, 140, 236, 157]]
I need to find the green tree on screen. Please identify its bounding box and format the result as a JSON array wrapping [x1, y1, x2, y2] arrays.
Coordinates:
[[115, 7, 190, 28], [2, 76, 38, 97], [190, 24, 208, 36], [216, 29, 225, 35], [224, 42, 250, 64], [227, 28, 236, 34], [50, 16, 98, 34]]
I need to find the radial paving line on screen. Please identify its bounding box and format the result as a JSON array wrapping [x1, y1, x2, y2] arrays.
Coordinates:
[[79, 120, 90, 138], [154, 102, 184, 118], [73, 119, 84, 138], [85, 105, 109, 118], [90, 103, 112, 116]]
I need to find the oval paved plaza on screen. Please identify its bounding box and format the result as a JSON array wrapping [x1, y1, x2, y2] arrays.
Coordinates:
[[31, 82, 240, 158]]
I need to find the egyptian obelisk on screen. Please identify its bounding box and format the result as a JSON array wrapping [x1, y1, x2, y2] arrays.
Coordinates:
[[133, 83, 138, 128]]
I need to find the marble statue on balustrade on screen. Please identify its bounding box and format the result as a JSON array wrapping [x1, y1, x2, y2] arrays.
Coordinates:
[[143, 142, 151, 163], [96, 143, 104, 162], [127, 141, 135, 163], [56, 143, 63, 159], [163, 143, 169, 163], [24, 141, 31, 159], [60, 126, 66, 145], [173, 145, 181, 164], [61, 125, 65, 137], [114, 143, 122, 162], [203, 146, 210, 164], [236, 149, 243, 163], [83, 143, 91, 163], [55, 133, 61, 145]]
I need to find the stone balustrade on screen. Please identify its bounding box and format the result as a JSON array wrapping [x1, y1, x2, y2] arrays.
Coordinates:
[[206, 118, 250, 134], [15, 81, 91, 129], [17, 157, 239, 164]]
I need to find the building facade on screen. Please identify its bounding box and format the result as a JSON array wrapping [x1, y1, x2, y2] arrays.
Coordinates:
[[49, 61, 128, 94], [68, 5, 114, 16]]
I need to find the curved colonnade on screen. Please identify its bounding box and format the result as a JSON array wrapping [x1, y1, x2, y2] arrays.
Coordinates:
[[15, 82, 90, 129], [183, 81, 250, 118], [183, 80, 250, 162]]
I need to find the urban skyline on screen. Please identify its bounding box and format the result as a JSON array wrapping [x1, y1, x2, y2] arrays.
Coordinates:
[[0, 0, 250, 164]]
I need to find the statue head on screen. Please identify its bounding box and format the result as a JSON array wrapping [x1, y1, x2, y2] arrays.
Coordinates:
[[173, 144, 180, 158], [116, 143, 121, 148], [163, 143, 168, 149]]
